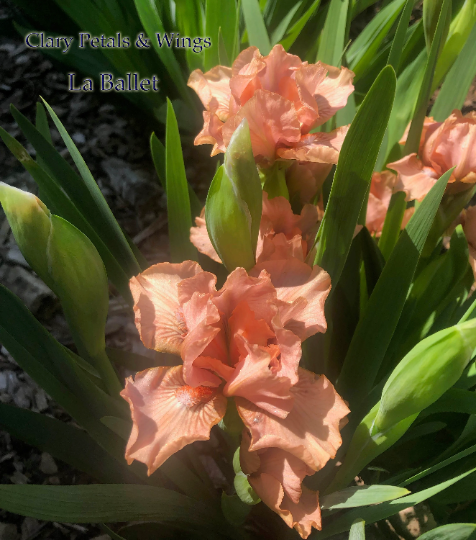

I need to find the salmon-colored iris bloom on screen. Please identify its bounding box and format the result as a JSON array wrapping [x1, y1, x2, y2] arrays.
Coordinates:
[[388, 111, 476, 202], [366, 171, 414, 236], [188, 45, 353, 177], [191, 192, 321, 265], [121, 260, 349, 538]]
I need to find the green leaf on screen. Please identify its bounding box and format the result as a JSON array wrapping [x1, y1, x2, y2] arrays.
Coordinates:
[[382, 225, 471, 373], [404, 0, 450, 154], [150, 132, 202, 218], [320, 485, 409, 510], [423, 388, 476, 415], [40, 100, 141, 276], [165, 99, 198, 263], [0, 284, 127, 433], [378, 192, 407, 260], [205, 0, 237, 68], [431, 23, 476, 121], [106, 347, 170, 371], [279, 0, 321, 51], [242, 0, 271, 54], [337, 169, 452, 406], [347, 0, 406, 80], [150, 132, 166, 190], [349, 520, 366, 540], [221, 493, 251, 527], [0, 485, 231, 534], [432, 0, 476, 90], [133, 0, 192, 106], [386, 49, 426, 155], [271, 1, 303, 45], [0, 404, 135, 484], [400, 443, 476, 487], [320, 465, 476, 538], [316, 0, 349, 66], [314, 66, 396, 285], [419, 524, 476, 540], [387, 0, 415, 71], [0, 126, 132, 302], [434, 473, 476, 504]]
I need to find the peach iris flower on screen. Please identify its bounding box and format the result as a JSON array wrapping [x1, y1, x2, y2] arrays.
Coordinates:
[[188, 44, 353, 171], [366, 171, 414, 236], [388, 111, 476, 202], [121, 260, 349, 537], [191, 192, 321, 265]]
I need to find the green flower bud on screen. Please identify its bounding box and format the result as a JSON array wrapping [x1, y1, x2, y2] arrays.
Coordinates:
[[0, 183, 120, 394], [375, 319, 476, 431], [205, 119, 262, 271]]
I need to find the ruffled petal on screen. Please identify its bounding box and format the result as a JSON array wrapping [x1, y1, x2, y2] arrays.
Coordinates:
[[388, 154, 438, 202], [237, 368, 350, 471], [249, 474, 321, 539], [366, 171, 397, 236], [213, 267, 278, 323], [224, 338, 294, 418], [187, 66, 232, 121], [429, 111, 476, 181], [230, 46, 266, 104], [258, 233, 305, 262], [222, 90, 301, 166], [366, 192, 388, 236], [177, 270, 217, 306], [240, 431, 321, 538], [194, 111, 226, 156], [190, 210, 222, 264], [259, 44, 302, 94], [277, 125, 349, 164], [181, 293, 224, 387], [241, 431, 313, 503], [251, 259, 331, 341], [261, 192, 301, 237], [227, 301, 275, 364], [121, 365, 226, 474], [129, 261, 203, 354], [286, 161, 333, 204], [280, 486, 322, 538], [302, 64, 354, 126]]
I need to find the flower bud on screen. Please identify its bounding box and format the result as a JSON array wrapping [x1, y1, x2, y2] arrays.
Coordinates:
[[0, 183, 118, 393], [0, 183, 54, 290], [205, 119, 262, 271], [375, 319, 476, 431]]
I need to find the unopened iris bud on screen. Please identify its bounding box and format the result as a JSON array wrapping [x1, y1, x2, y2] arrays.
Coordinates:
[[0, 183, 119, 394], [205, 119, 262, 271], [375, 319, 476, 431]]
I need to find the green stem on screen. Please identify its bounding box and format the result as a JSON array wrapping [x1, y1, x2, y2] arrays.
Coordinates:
[[261, 163, 289, 200]]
